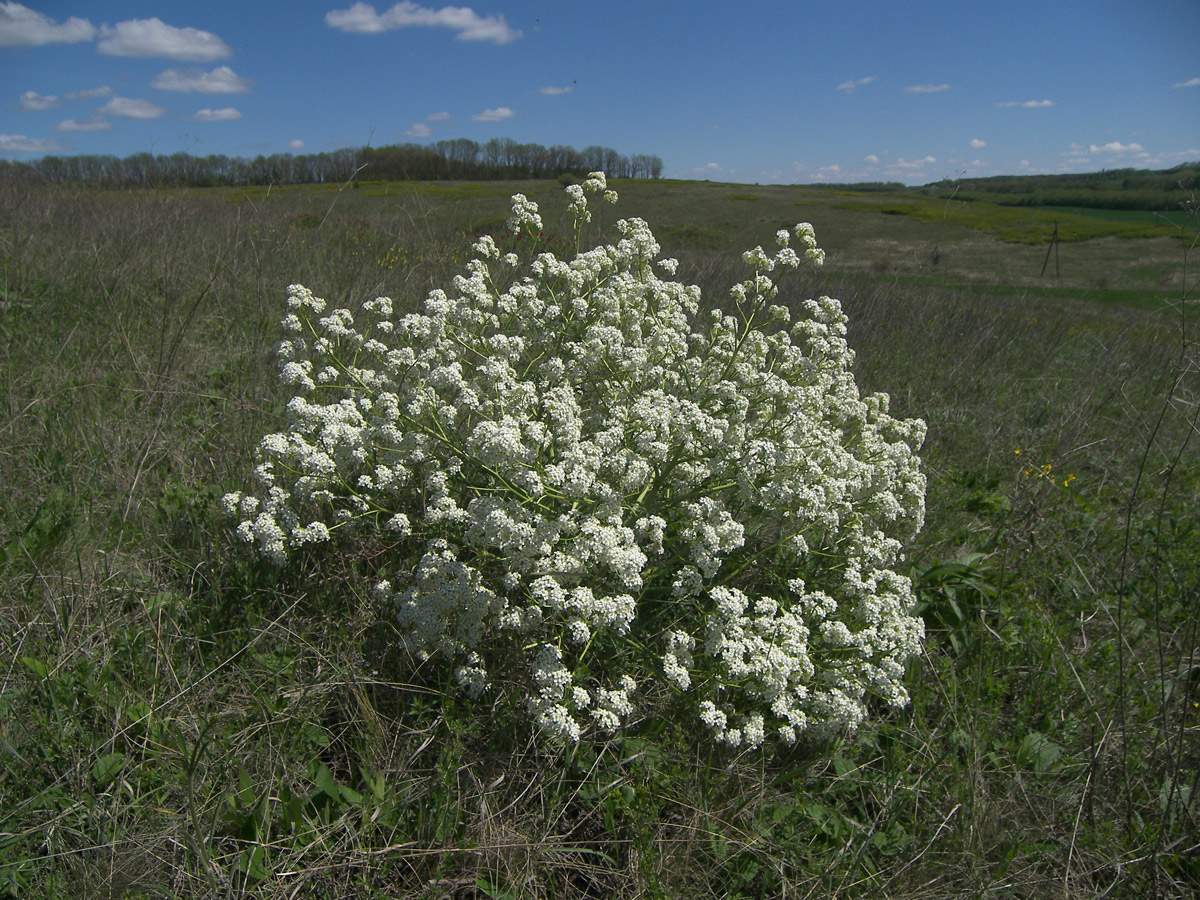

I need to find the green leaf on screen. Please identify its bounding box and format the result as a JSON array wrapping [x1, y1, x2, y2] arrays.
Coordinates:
[[234, 844, 270, 881], [19, 657, 49, 679], [92, 752, 127, 788], [832, 752, 855, 777], [313, 763, 339, 800], [1016, 731, 1063, 773]]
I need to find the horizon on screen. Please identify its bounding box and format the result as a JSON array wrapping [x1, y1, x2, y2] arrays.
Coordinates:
[[5, 137, 1198, 191], [2, 0, 1198, 187]]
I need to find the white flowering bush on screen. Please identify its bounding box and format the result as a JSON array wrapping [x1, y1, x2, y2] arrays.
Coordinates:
[[223, 173, 927, 751]]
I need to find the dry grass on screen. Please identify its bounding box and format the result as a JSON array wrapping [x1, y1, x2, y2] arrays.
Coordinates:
[[1, 177, 1197, 898]]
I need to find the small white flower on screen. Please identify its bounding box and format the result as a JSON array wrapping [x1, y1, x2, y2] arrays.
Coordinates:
[[506, 193, 543, 234], [227, 177, 925, 752], [566, 618, 591, 644], [472, 234, 500, 260], [385, 513, 411, 536]]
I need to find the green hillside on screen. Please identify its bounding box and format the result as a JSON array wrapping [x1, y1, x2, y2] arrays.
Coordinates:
[[918, 163, 1199, 211]]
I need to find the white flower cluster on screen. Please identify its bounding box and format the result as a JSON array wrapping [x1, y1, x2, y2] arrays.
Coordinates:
[[223, 173, 927, 750]]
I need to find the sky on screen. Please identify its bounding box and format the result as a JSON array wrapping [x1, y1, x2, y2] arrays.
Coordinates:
[[1, 0, 1198, 185]]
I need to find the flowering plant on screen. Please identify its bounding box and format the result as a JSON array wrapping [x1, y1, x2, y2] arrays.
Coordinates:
[[223, 173, 927, 750]]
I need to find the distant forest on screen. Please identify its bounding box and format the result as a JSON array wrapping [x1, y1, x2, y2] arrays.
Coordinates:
[[922, 163, 1199, 211], [0, 138, 664, 189], [3, 145, 1194, 213]]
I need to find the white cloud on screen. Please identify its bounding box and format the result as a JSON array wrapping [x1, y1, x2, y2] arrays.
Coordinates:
[[905, 83, 950, 93], [892, 156, 937, 169], [19, 90, 59, 111], [0, 3, 95, 47], [1173, 77, 1200, 88], [814, 164, 842, 180], [539, 85, 573, 95], [288, 139, 305, 151], [693, 162, 723, 177], [405, 122, 432, 137], [836, 76, 876, 93], [55, 115, 111, 132], [471, 106, 513, 122], [192, 107, 241, 121], [0, 132, 70, 151], [427, 111, 452, 120], [996, 99, 1054, 108], [969, 138, 986, 148], [152, 66, 250, 94], [1089, 141, 1143, 154], [864, 154, 880, 164], [326, 2, 521, 44], [97, 18, 232, 61], [98, 96, 168, 119], [65, 85, 113, 100]]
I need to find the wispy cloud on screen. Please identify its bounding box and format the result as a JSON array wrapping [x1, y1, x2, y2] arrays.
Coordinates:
[[98, 96, 168, 119], [18, 90, 59, 111], [288, 139, 305, 151], [326, 2, 521, 44], [65, 86, 113, 100], [0, 3, 95, 47], [0, 132, 70, 151], [55, 115, 111, 132], [539, 85, 573, 95], [97, 18, 232, 61], [406, 111, 449, 136], [1089, 141, 1143, 154], [152, 66, 250, 94], [905, 83, 949, 94], [996, 99, 1054, 108], [836, 76, 876, 93], [969, 138, 986, 148], [864, 154, 880, 164], [1173, 77, 1200, 88], [192, 107, 241, 121], [471, 106, 513, 122], [891, 156, 937, 169]]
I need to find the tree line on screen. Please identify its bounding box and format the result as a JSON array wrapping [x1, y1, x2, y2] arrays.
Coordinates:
[[923, 163, 1199, 211], [0, 138, 664, 189]]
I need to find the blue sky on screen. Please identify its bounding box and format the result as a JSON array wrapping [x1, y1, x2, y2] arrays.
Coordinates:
[[2, 0, 1198, 185]]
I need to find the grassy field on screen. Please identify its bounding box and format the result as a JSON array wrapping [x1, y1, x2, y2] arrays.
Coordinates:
[[1, 174, 1198, 899]]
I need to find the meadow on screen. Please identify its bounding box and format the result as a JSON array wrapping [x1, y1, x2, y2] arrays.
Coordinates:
[[0, 173, 1197, 899]]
